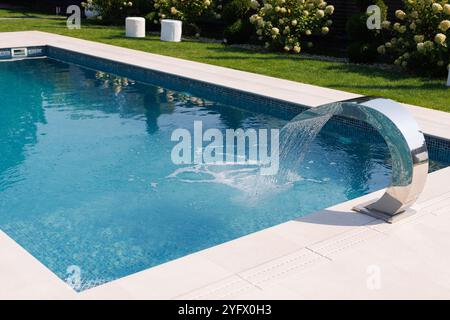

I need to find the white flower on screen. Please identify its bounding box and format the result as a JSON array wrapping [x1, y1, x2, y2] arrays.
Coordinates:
[[424, 40, 434, 50], [325, 5, 334, 15], [414, 35, 424, 43], [381, 20, 391, 29], [250, 0, 260, 9], [271, 27, 280, 35], [395, 10, 406, 20], [445, 4, 450, 15], [417, 42, 425, 52], [432, 3, 443, 13], [377, 45, 386, 54], [439, 20, 450, 32], [435, 33, 447, 45], [321, 26, 329, 35], [293, 45, 301, 53], [316, 10, 325, 18]]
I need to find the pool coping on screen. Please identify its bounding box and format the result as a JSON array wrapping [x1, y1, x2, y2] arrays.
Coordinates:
[[1, 31, 450, 299]]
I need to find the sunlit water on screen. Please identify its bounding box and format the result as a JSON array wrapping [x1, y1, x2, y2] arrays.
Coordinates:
[[0, 59, 444, 290]]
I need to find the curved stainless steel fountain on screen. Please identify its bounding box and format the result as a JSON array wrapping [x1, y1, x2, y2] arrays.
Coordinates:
[[321, 97, 429, 222]]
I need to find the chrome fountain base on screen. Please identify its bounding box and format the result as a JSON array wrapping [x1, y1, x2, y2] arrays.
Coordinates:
[[352, 200, 417, 224]]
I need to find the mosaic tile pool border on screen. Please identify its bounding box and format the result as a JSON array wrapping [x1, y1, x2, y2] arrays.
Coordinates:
[[0, 46, 46, 60]]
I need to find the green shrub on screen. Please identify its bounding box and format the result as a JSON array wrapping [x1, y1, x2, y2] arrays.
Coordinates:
[[134, 0, 154, 15], [377, 0, 450, 76], [148, 0, 214, 35], [81, 0, 134, 23], [222, 0, 252, 23], [224, 18, 255, 43], [250, 0, 335, 54], [346, 13, 372, 41], [348, 42, 378, 63], [221, 0, 257, 43], [151, 0, 212, 23]]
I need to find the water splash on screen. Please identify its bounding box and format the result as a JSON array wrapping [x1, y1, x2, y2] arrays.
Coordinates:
[[167, 164, 304, 204], [274, 103, 342, 184], [167, 104, 342, 202]]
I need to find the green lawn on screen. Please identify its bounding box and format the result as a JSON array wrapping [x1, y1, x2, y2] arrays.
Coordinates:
[[0, 9, 448, 112]]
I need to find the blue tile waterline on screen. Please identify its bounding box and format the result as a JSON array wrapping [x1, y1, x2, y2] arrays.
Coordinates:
[[0, 46, 47, 60], [0, 57, 448, 291]]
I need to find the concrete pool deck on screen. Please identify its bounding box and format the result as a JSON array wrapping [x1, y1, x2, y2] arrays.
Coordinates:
[[0, 31, 449, 299]]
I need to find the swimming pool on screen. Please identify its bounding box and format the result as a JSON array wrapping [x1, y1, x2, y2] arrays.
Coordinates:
[[0, 57, 448, 290]]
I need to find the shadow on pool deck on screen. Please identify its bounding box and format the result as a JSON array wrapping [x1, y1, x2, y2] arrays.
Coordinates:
[[294, 208, 382, 227]]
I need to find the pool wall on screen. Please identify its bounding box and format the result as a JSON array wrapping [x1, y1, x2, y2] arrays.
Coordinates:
[[44, 45, 450, 167]]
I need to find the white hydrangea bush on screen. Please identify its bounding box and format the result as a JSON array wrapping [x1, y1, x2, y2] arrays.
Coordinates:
[[249, 0, 334, 53], [81, 0, 133, 21], [377, 0, 450, 75], [151, 0, 213, 23]]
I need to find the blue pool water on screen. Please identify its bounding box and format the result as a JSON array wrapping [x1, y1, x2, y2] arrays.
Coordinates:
[[0, 58, 447, 290]]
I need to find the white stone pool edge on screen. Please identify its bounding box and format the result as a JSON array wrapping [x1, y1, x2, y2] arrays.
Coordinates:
[[1, 31, 450, 299]]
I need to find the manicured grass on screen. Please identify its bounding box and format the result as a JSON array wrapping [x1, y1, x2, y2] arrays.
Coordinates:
[[0, 9, 448, 112]]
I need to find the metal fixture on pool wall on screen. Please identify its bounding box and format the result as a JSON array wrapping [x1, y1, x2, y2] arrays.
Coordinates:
[[324, 97, 429, 223]]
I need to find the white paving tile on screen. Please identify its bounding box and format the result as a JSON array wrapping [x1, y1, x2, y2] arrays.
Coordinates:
[[79, 253, 234, 299], [200, 229, 301, 274], [176, 276, 256, 300], [0, 231, 76, 299]]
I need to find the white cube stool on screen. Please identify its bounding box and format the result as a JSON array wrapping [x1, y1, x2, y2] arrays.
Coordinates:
[[161, 19, 182, 42], [125, 17, 146, 38]]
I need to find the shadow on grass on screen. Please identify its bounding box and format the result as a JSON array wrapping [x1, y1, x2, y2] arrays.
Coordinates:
[[328, 82, 446, 91], [325, 63, 447, 84], [201, 45, 303, 59], [104, 35, 160, 41]]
